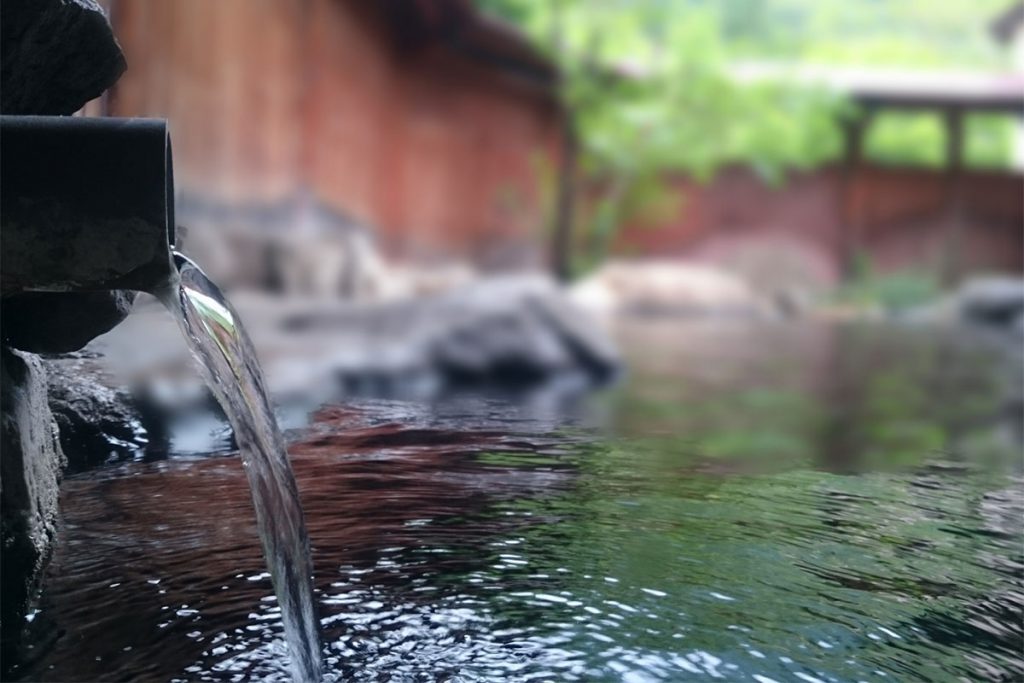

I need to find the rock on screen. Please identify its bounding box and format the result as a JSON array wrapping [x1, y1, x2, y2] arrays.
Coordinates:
[[1, 0, 137, 355], [281, 274, 620, 393], [71, 276, 620, 417], [44, 360, 147, 471], [179, 194, 477, 303], [1, 347, 65, 665], [427, 276, 613, 384], [957, 277, 1024, 333], [267, 220, 386, 300], [178, 194, 383, 298], [0, 0, 125, 115], [0, 1, 139, 667], [690, 234, 838, 306], [1, 290, 137, 354], [17, 277, 617, 461], [902, 276, 1024, 340], [571, 260, 771, 317]]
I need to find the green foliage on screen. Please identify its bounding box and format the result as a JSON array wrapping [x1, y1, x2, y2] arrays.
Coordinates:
[[865, 112, 1016, 169], [480, 0, 850, 271], [484, 0, 850, 176], [682, 0, 1012, 69], [477, 0, 1017, 267], [481, 0, 1016, 172], [865, 112, 948, 168], [965, 115, 1017, 169]]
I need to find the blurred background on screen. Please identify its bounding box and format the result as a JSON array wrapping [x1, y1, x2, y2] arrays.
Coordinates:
[[62, 0, 1024, 464], [83, 0, 1023, 305]]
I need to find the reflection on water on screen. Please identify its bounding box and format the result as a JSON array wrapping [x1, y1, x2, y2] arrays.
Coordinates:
[[9, 320, 1023, 682]]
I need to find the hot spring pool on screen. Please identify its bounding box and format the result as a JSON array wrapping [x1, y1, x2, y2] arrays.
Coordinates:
[[9, 320, 1022, 681]]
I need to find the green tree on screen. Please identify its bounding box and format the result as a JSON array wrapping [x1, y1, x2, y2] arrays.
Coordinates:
[[479, 0, 843, 277], [480, 0, 1015, 277]]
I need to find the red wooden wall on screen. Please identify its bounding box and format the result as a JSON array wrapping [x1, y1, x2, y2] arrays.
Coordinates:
[[615, 165, 1024, 284], [106, 0, 560, 266], [101, 0, 1021, 281]]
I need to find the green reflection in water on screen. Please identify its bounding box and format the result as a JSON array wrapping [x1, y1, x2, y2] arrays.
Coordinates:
[[447, 321, 1021, 681]]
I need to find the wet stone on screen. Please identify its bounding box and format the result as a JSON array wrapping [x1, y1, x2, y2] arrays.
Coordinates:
[[0, 346, 65, 669], [2, 290, 137, 354], [43, 359, 148, 471], [0, 0, 125, 116]]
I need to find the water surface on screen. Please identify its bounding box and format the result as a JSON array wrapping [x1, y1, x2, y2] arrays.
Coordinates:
[[11, 319, 1023, 682]]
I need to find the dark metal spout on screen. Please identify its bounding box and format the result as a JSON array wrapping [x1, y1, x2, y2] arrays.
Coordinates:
[[1, 115, 176, 295]]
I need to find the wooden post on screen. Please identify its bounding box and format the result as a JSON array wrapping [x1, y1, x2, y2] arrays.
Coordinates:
[[942, 108, 965, 285], [838, 113, 868, 281], [551, 107, 577, 282]]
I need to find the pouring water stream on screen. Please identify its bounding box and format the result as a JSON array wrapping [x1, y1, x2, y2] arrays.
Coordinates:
[[157, 251, 322, 682]]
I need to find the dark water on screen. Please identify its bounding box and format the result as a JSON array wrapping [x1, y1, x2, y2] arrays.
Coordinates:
[[157, 253, 321, 682], [10, 320, 1024, 682]]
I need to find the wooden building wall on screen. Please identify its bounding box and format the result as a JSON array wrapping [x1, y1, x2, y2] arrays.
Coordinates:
[[105, 0, 559, 267], [100, 0, 1020, 283]]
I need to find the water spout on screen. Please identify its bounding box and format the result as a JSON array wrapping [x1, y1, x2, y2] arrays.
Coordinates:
[[0, 115, 176, 296]]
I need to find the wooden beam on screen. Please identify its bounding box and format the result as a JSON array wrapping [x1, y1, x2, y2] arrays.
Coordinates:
[[942, 108, 966, 284], [838, 112, 870, 281]]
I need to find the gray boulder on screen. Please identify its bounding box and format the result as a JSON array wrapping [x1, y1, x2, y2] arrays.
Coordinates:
[[2, 291, 137, 354], [1, 0, 137, 355], [279, 275, 620, 395], [426, 276, 618, 385], [58, 276, 621, 441], [957, 277, 1024, 333], [0, 0, 133, 665], [0, 348, 65, 662], [44, 360, 147, 470], [0, 0, 125, 115]]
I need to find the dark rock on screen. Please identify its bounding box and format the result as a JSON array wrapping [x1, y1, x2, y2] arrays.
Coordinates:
[[1, 347, 65, 666], [0, 0, 125, 115], [958, 277, 1024, 332], [1, 0, 138, 355], [527, 284, 620, 383], [427, 278, 618, 386], [44, 361, 147, 471], [68, 276, 619, 412], [431, 305, 569, 384], [1, 290, 137, 354], [0, 0, 137, 668], [276, 275, 620, 396]]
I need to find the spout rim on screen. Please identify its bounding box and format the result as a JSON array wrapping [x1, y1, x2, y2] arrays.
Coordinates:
[[165, 126, 176, 248]]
